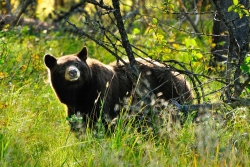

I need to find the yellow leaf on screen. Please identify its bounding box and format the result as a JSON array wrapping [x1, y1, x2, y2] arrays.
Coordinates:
[[172, 43, 179, 49], [37, 0, 43, 4], [22, 65, 27, 71], [211, 43, 216, 48], [168, 38, 175, 43], [196, 53, 203, 59], [0, 72, 7, 79], [0, 102, 3, 109], [32, 54, 39, 59]]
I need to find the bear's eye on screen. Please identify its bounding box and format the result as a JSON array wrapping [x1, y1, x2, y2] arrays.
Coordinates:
[[74, 63, 78, 67], [61, 65, 66, 70]]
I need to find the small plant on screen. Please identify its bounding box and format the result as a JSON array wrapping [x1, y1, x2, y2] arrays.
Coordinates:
[[66, 113, 83, 124], [228, 0, 249, 18], [240, 55, 250, 92]]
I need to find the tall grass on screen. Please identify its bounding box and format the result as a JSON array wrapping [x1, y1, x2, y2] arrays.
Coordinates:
[[0, 29, 249, 166]]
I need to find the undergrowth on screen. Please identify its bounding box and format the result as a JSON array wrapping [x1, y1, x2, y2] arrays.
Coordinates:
[[0, 29, 249, 166]]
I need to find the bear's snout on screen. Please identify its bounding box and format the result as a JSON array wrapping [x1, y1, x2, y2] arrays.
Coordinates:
[[65, 66, 80, 81], [69, 69, 77, 77]]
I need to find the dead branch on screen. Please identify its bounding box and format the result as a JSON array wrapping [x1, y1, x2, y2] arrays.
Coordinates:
[[164, 60, 203, 103], [66, 19, 127, 66], [172, 98, 250, 113], [86, 0, 113, 10], [178, 0, 203, 41], [112, 0, 138, 74]]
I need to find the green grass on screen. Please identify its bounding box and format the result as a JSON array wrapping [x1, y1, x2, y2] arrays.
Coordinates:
[[0, 29, 250, 166]]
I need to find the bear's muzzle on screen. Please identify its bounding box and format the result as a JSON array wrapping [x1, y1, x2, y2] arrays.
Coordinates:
[[65, 66, 80, 81]]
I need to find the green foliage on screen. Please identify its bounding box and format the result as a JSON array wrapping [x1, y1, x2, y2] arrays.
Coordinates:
[[66, 114, 83, 124], [241, 55, 250, 92], [228, 0, 249, 18], [241, 56, 250, 74], [162, 0, 175, 12]]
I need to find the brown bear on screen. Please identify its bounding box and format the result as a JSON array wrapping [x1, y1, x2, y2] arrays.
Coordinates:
[[44, 46, 193, 131]]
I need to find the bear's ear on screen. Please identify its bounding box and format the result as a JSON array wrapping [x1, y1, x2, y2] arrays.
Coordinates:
[[77, 46, 88, 61], [44, 54, 57, 69]]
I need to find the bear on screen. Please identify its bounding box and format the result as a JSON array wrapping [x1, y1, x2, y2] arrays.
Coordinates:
[[44, 46, 193, 131]]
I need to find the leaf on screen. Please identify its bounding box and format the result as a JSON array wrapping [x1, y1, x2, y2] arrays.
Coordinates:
[[148, 52, 155, 57], [243, 9, 249, 16], [245, 56, 250, 64], [195, 53, 203, 59], [240, 64, 249, 72], [228, 6, 234, 12], [172, 43, 179, 49], [157, 34, 164, 41], [0, 59, 4, 65], [148, 28, 154, 34], [211, 43, 216, 48], [239, 11, 243, 18], [185, 38, 197, 48], [152, 18, 158, 24], [155, 47, 162, 53], [169, 4, 175, 10], [233, 0, 239, 5], [133, 28, 140, 35], [246, 85, 250, 93]]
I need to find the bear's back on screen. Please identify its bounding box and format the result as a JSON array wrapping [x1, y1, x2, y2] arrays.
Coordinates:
[[110, 58, 193, 102]]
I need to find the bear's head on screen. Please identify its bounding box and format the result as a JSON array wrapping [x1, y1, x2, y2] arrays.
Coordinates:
[[44, 46, 92, 88]]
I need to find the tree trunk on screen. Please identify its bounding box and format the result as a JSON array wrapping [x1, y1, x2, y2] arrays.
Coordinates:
[[212, 0, 250, 100]]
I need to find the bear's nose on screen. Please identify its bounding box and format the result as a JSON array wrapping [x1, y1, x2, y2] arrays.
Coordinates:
[[69, 69, 77, 77]]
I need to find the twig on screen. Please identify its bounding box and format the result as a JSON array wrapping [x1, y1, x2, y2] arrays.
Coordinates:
[[157, 17, 228, 37], [172, 98, 250, 113], [86, 0, 113, 10], [164, 59, 203, 103], [178, 0, 203, 41], [66, 19, 127, 66]]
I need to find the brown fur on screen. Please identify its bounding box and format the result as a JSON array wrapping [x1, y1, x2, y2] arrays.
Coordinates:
[[44, 46, 193, 129]]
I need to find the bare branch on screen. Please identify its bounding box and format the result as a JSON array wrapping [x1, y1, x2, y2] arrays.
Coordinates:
[[111, 0, 138, 74], [66, 19, 127, 66], [178, 0, 203, 41], [86, 0, 113, 10], [172, 98, 250, 113]]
